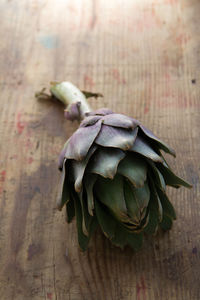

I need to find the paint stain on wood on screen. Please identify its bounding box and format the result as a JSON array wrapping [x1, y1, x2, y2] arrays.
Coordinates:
[[47, 292, 53, 299], [136, 276, 146, 300], [39, 35, 59, 49], [84, 75, 95, 89], [165, 0, 179, 5], [111, 69, 126, 84], [27, 157, 34, 164], [16, 112, 26, 134], [175, 33, 191, 45]]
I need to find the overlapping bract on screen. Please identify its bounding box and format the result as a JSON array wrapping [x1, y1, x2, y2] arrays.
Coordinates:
[[57, 109, 191, 250]]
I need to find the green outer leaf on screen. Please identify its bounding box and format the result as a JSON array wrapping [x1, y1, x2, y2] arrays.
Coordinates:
[[95, 175, 129, 223], [84, 174, 97, 215], [88, 216, 99, 237], [111, 223, 143, 251], [160, 214, 173, 230], [157, 194, 163, 222], [95, 200, 116, 239], [147, 160, 166, 190], [57, 160, 70, 210], [95, 191, 143, 250], [134, 181, 151, 214], [158, 162, 192, 188], [157, 188, 176, 220], [123, 180, 140, 224], [79, 191, 92, 236], [73, 192, 90, 251], [118, 153, 147, 188], [130, 136, 163, 162], [65, 197, 75, 223], [144, 180, 160, 235], [125, 231, 143, 251], [111, 223, 127, 249], [73, 145, 97, 193], [89, 147, 125, 179]]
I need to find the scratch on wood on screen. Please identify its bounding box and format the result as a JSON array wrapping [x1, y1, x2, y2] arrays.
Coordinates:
[[0, 170, 6, 193], [53, 245, 57, 300]]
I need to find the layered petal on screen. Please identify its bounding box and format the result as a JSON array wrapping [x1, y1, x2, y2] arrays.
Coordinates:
[[117, 153, 147, 187], [58, 140, 69, 171], [157, 188, 176, 220], [65, 196, 75, 223], [95, 197, 143, 250], [102, 113, 136, 129], [72, 189, 97, 250], [89, 147, 125, 179], [95, 125, 138, 150], [111, 223, 143, 251], [130, 136, 163, 162], [95, 174, 130, 223], [124, 180, 150, 226], [157, 162, 192, 188], [73, 191, 90, 251], [86, 108, 113, 116], [73, 145, 97, 193], [57, 159, 70, 210], [143, 181, 160, 235], [139, 125, 176, 157], [80, 115, 102, 127], [65, 120, 102, 160], [84, 174, 97, 215], [95, 200, 116, 239], [160, 214, 173, 230], [147, 160, 166, 190]]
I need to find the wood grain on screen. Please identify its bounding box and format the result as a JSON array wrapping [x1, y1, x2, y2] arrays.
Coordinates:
[[0, 0, 199, 299]]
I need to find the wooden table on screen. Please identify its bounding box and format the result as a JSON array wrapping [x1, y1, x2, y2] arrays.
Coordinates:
[[0, 0, 199, 299]]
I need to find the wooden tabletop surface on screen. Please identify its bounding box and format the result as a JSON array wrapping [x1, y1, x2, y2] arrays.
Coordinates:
[[0, 0, 199, 299]]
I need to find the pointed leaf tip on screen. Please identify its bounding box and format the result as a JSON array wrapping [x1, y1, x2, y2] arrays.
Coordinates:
[[130, 136, 163, 163], [158, 163, 192, 189], [140, 125, 176, 157]]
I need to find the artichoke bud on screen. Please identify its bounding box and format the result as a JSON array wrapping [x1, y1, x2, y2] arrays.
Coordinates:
[[57, 108, 192, 251], [64, 102, 81, 121]]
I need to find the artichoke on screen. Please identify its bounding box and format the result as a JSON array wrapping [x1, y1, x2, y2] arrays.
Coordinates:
[[49, 82, 192, 251]]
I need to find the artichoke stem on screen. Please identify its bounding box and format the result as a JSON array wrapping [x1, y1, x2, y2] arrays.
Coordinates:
[[50, 81, 92, 120]]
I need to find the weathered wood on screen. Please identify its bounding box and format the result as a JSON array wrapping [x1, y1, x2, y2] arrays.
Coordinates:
[[0, 0, 199, 299]]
